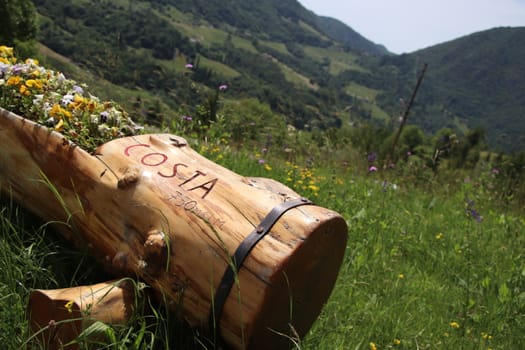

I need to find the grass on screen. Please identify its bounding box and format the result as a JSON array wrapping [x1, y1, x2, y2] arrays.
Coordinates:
[[302, 45, 368, 75], [206, 147, 525, 349], [1, 133, 525, 349]]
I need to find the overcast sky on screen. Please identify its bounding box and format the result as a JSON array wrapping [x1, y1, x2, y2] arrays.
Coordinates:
[[298, 0, 525, 54]]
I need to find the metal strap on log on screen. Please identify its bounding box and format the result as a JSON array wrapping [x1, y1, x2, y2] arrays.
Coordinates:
[[209, 197, 313, 341]]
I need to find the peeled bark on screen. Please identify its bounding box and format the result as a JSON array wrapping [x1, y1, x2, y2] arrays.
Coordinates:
[[0, 107, 347, 349]]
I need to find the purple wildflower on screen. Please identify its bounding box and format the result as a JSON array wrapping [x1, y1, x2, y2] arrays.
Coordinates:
[[258, 159, 265, 164], [465, 197, 483, 223], [73, 85, 84, 94], [367, 152, 377, 163], [185, 63, 193, 69], [219, 84, 228, 91], [368, 165, 378, 172], [182, 115, 193, 121]]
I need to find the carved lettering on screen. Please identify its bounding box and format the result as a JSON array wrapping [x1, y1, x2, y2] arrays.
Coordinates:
[[123, 141, 225, 226], [179, 170, 206, 187], [141, 152, 167, 166], [187, 178, 218, 199], [124, 143, 150, 156], [158, 163, 188, 178], [167, 191, 226, 229]]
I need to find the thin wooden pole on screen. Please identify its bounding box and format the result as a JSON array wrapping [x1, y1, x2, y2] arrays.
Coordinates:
[[385, 63, 428, 167]]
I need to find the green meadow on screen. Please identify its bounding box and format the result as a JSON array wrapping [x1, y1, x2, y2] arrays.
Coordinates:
[[1, 132, 524, 349], [1, 45, 524, 349]]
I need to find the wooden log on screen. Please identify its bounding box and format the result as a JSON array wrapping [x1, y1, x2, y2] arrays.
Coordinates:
[[27, 280, 135, 349], [0, 107, 348, 349]]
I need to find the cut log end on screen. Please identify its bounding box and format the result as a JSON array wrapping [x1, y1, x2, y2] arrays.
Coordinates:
[[220, 212, 348, 349]]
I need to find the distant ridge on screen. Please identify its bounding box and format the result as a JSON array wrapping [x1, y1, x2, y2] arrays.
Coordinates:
[[315, 16, 390, 55]]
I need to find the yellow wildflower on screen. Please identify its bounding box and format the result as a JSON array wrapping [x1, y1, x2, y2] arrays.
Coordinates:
[[25, 58, 39, 65], [398, 273, 405, 279], [369, 342, 377, 350], [19, 84, 31, 96], [55, 119, 65, 131], [264, 164, 272, 171], [64, 300, 75, 313], [49, 103, 72, 120], [25, 79, 43, 90], [435, 232, 443, 240], [308, 184, 320, 192], [393, 339, 401, 345], [0, 45, 14, 57], [6, 76, 21, 86], [450, 321, 460, 329], [482, 332, 493, 340]]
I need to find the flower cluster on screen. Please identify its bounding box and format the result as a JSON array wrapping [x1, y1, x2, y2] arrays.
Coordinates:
[[285, 161, 321, 197], [0, 45, 142, 153]]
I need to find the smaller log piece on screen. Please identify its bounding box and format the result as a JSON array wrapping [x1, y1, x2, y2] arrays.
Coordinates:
[[27, 280, 135, 350]]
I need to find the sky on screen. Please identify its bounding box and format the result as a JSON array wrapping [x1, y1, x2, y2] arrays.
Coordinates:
[[298, 0, 525, 54]]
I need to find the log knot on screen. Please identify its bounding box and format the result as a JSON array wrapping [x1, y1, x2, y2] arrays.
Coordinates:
[[142, 230, 169, 276], [117, 165, 141, 189]]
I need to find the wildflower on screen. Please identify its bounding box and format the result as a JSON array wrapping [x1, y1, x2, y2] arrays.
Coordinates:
[[0, 45, 14, 57], [369, 342, 377, 350], [308, 184, 320, 192], [60, 94, 74, 106], [258, 159, 265, 164], [368, 165, 378, 172], [25, 58, 39, 65], [55, 119, 65, 131], [393, 339, 401, 345], [181, 115, 192, 121], [6, 76, 21, 86], [367, 152, 377, 162], [482, 332, 493, 340], [19, 84, 30, 96], [0, 46, 141, 152], [64, 300, 75, 313], [465, 197, 483, 222], [72, 85, 84, 94], [100, 110, 109, 123], [25, 79, 43, 90], [450, 321, 460, 329], [264, 164, 272, 171], [185, 63, 193, 69], [398, 273, 405, 279], [435, 232, 443, 240], [218, 84, 228, 91]]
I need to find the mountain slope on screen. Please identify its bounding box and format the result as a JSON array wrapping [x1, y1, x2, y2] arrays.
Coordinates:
[[375, 27, 525, 151], [315, 16, 389, 55], [30, 0, 525, 152]]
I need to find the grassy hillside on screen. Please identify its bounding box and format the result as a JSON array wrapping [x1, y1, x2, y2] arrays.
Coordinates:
[[31, 1, 525, 152], [32, 0, 391, 130], [376, 27, 525, 152]]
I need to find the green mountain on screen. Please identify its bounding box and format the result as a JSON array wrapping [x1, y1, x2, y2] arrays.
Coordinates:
[[315, 16, 389, 55], [377, 27, 525, 152], [31, 0, 525, 152]]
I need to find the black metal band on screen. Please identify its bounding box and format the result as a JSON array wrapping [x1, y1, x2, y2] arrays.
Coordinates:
[[208, 197, 313, 341]]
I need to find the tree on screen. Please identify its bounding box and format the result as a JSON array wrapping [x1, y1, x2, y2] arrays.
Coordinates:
[[0, 0, 37, 47]]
